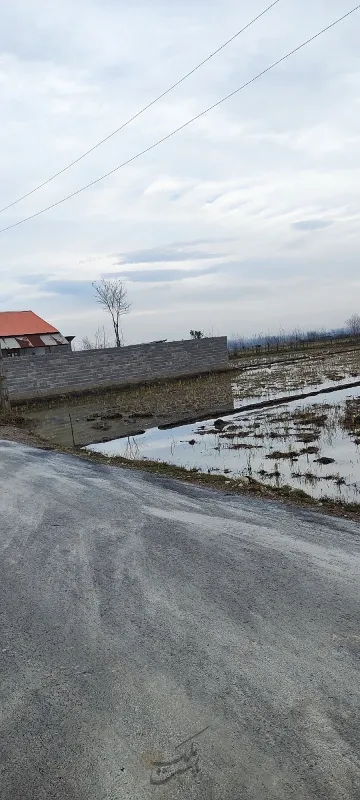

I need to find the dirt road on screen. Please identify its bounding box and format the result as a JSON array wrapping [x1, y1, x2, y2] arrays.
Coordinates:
[[0, 440, 359, 799]]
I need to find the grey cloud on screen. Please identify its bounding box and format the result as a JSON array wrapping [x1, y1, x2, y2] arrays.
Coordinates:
[[3, 275, 94, 298], [104, 267, 216, 283], [12, 278, 96, 311], [17, 273, 55, 285], [114, 242, 221, 265], [292, 220, 334, 232], [44, 279, 94, 297]]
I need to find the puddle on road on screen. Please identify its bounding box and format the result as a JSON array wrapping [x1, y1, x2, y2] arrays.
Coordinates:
[[88, 386, 360, 505]]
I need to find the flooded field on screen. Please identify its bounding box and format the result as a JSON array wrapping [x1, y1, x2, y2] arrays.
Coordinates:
[[231, 346, 360, 403], [16, 342, 360, 506], [20, 344, 360, 449], [89, 386, 360, 505]]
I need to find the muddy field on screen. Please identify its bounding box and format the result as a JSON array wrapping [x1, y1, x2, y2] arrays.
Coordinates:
[[14, 373, 234, 448]]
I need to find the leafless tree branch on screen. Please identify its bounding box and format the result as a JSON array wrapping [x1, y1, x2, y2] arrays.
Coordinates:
[[92, 278, 131, 347], [81, 325, 112, 350]]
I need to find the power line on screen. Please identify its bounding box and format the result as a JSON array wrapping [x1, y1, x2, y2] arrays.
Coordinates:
[[0, 0, 282, 215], [1, 3, 359, 235]]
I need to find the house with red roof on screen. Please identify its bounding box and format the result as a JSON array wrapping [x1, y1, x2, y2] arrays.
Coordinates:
[[0, 311, 74, 357]]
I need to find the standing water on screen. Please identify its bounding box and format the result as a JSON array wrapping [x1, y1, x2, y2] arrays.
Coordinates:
[[88, 385, 360, 505]]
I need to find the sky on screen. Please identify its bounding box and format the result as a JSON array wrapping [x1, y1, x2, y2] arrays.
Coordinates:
[[1, 0, 360, 346]]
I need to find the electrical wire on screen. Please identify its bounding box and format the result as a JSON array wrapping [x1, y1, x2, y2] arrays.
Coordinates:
[[0, 0, 282, 214], [0, 3, 359, 235]]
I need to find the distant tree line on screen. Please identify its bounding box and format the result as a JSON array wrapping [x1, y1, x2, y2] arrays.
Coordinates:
[[228, 314, 360, 357]]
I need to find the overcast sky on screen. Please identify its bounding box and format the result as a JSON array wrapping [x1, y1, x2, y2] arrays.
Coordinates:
[[1, 0, 359, 345]]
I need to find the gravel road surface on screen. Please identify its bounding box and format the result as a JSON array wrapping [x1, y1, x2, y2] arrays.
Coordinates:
[[0, 440, 359, 799]]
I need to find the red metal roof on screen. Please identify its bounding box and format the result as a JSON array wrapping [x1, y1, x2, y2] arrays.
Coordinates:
[[0, 311, 59, 337], [0, 334, 68, 350], [0, 333, 69, 351]]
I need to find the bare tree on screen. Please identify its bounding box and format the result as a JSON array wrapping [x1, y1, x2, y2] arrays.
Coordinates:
[[346, 313, 360, 336], [81, 325, 112, 351], [94, 325, 111, 349], [81, 336, 93, 351], [92, 278, 131, 347]]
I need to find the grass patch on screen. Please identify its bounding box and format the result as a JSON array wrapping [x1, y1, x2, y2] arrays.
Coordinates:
[[299, 445, 320, 455], [219, 430, 249, 439], [296, 432, 320, 444], [326, 373, 345, 382], [258, 467, 281, 479], [291, 470, 320, 484], [342, 398, 360, 434], [294, 411, 328, 427], [266, 450, 299, 460], [229, 443, 259, 450], [0, 412, 30, 429]]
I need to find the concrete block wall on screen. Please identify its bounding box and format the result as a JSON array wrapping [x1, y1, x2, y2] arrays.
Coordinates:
[[3, 337, 228, 402]]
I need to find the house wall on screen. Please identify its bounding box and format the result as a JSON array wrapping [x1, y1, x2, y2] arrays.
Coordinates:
[[3, 337, 228, 403]]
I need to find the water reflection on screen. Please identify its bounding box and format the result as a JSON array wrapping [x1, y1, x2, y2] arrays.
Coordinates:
[[89, 386, 360, 505], [25, 373, 235, 448]]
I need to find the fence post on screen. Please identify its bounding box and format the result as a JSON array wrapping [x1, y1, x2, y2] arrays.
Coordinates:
[[69, 413, 76, 447], [0, 346, 10, 413]]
